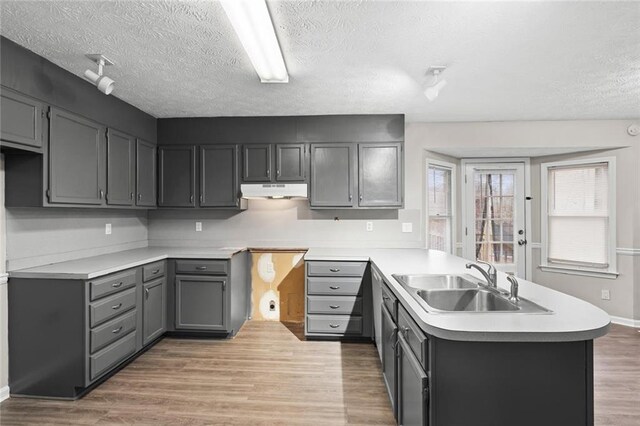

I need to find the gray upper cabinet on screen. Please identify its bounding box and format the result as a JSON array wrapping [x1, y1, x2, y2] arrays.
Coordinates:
[[143, 278, 166, 346], [48, 107, 105, 205], [242, 144, 272, 182], [201, 145, 239, 207], [358, 143, 403, 207], [310, 144, 355, 207], [136, 139, 156, 207], [175, 276, 227, 331], [106, 129, 135, 206], [397, 333, 429, 426], [0, 86, 44, 152], [158, 145, 196, 207], [276, 144, 305, 181]]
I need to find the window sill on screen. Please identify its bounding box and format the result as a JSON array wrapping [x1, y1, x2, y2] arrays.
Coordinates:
[[538, 265, 619, 280]]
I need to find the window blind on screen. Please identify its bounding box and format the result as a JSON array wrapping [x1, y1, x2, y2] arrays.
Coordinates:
[[428, 166, 452, 252]]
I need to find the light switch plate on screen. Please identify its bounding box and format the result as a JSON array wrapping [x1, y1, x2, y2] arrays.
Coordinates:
[[366, 222, 373, 232], [195, 222, 202, 232], [402, 223, 413, 233], [105, 223, 112, 235], [601, 289, 610, 300]]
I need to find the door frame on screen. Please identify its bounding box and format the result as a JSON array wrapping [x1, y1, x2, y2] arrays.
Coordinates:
[[460, 158, 532, 280]]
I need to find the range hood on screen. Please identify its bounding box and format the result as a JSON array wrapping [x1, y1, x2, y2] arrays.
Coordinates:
[[241, 183, 308, 199]]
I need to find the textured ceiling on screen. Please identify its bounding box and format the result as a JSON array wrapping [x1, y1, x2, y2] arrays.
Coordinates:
[[1, 0, 639, 122]]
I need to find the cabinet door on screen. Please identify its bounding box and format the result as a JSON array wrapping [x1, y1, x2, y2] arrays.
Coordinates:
[[372, 267, 383, 361], [106, 129, 135, 206], [136, 139, 157, 207], [310, 144, 355, 207], [175, 275, 227, 331], [242, 144, 272, 182], [158, 145, 196, 207], [143, 278, 166, 346], [382, 304, 398, 417], [276, 144, 305, 181], [48, 107, 105, 205], [398, 334, 429, 426], [358, 143, 402, 207], [0, 87, 43, 150], [201, 145, 239, 207]]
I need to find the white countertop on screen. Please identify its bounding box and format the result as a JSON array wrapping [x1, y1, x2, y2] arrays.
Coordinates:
[[9, 247, 245, 280], [305, 247, 611, 342]]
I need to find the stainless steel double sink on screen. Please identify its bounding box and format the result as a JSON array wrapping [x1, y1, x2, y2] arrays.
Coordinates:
[[392, 274, 552, 314]]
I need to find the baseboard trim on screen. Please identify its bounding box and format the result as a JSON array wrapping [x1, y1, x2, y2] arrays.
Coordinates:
[[610, 316, 640, 328], [0, 386, 10, 402]]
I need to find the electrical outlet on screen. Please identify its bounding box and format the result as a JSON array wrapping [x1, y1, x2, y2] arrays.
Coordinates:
[[105, 223, 112, 235], [366, 222, 373, 232], [601, 289, 610, 300], [402, 223, 413, 233], [195, 222, 202, 232]]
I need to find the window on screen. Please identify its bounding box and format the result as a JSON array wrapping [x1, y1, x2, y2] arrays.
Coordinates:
[[541, 158, 617, 277], [427, 160, 455, 253]]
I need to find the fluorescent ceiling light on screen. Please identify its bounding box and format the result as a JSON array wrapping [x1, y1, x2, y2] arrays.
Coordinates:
[[220, 0, 289, 83]]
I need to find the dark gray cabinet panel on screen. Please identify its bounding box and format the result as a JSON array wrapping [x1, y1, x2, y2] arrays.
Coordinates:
[[242, 144, 271, 182], [310, 144, 355, 207], [0, 86, 44, 151], [106, 128, 135, 206], [158, 145, 196, 207], [201, 145, 239, 207], [48, 107, 105, 205], [136, 139, 156, 207], [398, 333, 428, 426], [381, 304, 398, 418], [175, 275, 227, 331], [358, 143, 402, 207], [276, 143, 305, 181], [143, 278, 166, 346]]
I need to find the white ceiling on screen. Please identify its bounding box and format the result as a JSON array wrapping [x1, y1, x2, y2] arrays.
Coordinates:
[[1, 1, 639, 122]]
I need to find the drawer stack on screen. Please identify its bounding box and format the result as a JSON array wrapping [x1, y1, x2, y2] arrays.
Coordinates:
[[305, 260, 369, 338], [87, 269, 138, 381]]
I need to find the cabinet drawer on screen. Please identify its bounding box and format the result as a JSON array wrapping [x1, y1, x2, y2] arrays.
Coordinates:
[[90, 309, 137, 353], [307, 295, 362, 315], [175, 260, 228, 275], [307, 277, 362, 296], [398, 305, 428, 370], [307, 315, 362, 335], [306, 261, 367, 277], [90, 331, 136, 381], [143, 261, 165, 282], [90, 288, 136, 327], [89, 269, 137, 301], [382, 284, 398, 321]]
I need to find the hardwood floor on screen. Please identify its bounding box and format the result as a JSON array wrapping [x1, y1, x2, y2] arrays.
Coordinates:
[[0, 321, 638, 425]]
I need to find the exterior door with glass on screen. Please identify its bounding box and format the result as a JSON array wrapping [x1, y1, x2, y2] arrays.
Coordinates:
[[463, 162, 527, 277]]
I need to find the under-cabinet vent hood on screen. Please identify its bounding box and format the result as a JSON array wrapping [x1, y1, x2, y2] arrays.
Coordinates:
[[241, 183, 308, 199]]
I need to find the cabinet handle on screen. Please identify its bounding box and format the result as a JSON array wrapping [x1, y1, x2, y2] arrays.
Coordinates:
[[99, 189, 104, 199], [111, 303, 122, 310], [359, 194, 363, 201], [329, 268, 340, 272], [401, 326, 410, 336], [130, 192, 134, 200], [138, 193, 142, 201], [349, 194, 352, 202], [112, 282, 123, 288], [277, 169, 280, 176], [112, 326, 123, 334], [382, 296, 390, 301], [152, 269, 160, 274], [329, 305, 340, 309], [329, 286, 340, 290], [329, 324, 340, 329], [145, 288, 150, 299], [196, 266, 208, 271], [190, 195, 194, 204], [200, 194, 204, 204]]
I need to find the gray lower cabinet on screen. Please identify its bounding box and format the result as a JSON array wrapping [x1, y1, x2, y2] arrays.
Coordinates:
[[158, 145, 196, 207], [242, 144, 272, 182], [201, 145, 240, 207], [143, 278, 166, 345], [175, 276, 227, 330], [48, 107, 106, 205], [136, 139, 157, 207], [310, 144, 355, 207], [0, 86, 44, 152], [358, 143, 402, 207], [106, 128, 135, 206], [397, 333, 429, 426], [381, 304, 398, 418]]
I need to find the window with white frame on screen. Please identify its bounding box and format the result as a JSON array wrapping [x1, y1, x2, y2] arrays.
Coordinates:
[[427, 161, 455, 253], [541, 158, 617, 276]]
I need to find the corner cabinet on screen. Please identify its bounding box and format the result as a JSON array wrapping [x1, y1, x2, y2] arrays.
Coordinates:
[[175, 276, 227, 331], [0, 86, 44, 152], [242, 143, 306, 183]]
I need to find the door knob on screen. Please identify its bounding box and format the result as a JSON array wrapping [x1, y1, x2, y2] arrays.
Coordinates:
[[518, 239, 527, 246]]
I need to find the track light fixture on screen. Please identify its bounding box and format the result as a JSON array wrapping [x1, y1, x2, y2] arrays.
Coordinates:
[[84, 54, 115, 95], [424, 66, 447, 102]]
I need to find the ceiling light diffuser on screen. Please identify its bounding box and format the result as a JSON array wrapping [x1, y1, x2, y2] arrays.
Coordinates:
[[220, 0, 289, 83]]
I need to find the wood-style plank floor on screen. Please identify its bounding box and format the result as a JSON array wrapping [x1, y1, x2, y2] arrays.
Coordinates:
[[1, 322, 638, 425]]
